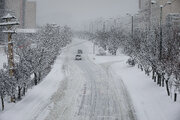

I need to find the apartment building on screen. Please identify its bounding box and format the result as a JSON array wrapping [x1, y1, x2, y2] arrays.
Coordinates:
[[5, 0, 36, 28], [25, 1, 36, 28], [0, 0, 36, 43], [139, 0, 180, 26], [137, 0, 151, 30], [0, 0, 5, 17], [139, 0, 150, 10], [5, 0, 26, 28], [159, 0, 180, 21], [0, 0, 5, 43]]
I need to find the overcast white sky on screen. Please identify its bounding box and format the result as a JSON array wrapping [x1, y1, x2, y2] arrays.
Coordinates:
[[35, 0, 139, 30]]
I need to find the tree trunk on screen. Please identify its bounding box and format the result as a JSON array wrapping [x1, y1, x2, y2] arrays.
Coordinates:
[[147, 70, 150, 76], [152, 70, 155, 80], [145, 69, 149, 76], [38, 72, 41, 82], [174, 93, 177, 102], [114, 49, 117, 56], [18, 86, 22, 100], [157, 73, 161, 86], [11, 88, 16, 103], [34, 73, 38, 85], [165, 80, 170, 96], [23, 87, 26, 96], [138, 64, 140, 69], [154, 72, 156, 82], [162, 75, 164, 87], [23, 83, 26, 96], [1, 95, 4, 111]]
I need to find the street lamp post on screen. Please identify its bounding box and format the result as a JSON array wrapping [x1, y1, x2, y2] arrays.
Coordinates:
[[151, 0, 173, 87], [127, 14, 135, 41], [151, 0, 172, 60], [159, 5, 163, 60], [131, 16, 134, 40]]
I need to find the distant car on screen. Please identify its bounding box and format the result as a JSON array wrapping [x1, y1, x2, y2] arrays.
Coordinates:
[[75, 54, 82, 60], [77, 49, 83, 54]]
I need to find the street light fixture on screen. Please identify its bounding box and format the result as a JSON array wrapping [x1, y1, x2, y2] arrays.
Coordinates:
[[151, 0, 172, 5], [126, 14, 134, 40], [151, 0, 157, 4], [126, 13, 138, 41], [151, 0, 172, 60], [166, 1, 172, 5], [0, 13, 19, 77]]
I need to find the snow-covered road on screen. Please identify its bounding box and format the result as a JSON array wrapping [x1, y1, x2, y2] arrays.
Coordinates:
[[43, 38, 137, 120], [1, 38, 180, 120]]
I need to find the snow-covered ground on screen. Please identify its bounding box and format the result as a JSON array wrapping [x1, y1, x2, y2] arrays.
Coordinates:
[[41, 38, 137, 120], [1, 38, 180, 120], [110, 60, 180, 120], [87, 43, 180, 120], [0, 49, 65, 120]]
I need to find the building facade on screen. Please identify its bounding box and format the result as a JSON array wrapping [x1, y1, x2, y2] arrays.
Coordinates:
[[139, 0, 180, 25], [25, 1, 36, 28], [137, 0, 151, 30], [159, 0, 180, 22], [5, 0, 25, 28], [0, 0, 5, 43], [0, 0, 36, 43], [5, 0, 36, 28], [0, 0, 5, 16]]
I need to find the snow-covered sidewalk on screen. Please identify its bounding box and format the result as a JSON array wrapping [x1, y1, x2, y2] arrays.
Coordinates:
[[0, 53, 65, 120], [89, 52, 180, 120], [110, 60, 180, 120]]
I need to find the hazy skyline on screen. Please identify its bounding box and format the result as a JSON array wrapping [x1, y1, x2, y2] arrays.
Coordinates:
[[35, 0, 139, 30]]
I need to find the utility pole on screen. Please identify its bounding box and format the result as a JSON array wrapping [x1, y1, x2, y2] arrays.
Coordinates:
[[159, 6, 163, 60], [0, 13, 19, 102], [0, 13, 19, 76], [127, 13, 136, 40], [131, 16, 134, 40], [151, 0, 172, 60]]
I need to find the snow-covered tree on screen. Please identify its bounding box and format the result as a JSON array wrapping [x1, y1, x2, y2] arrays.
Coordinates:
[[0, 24, 73, 110]]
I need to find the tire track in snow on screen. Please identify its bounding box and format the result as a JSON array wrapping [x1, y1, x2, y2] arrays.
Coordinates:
[[100, 61, 137, 120]]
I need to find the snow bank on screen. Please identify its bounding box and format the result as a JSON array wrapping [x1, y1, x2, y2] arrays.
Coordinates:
[[86, 41, 180, 120], [0, 54, 65, 120], [110, 60, 180, 120]]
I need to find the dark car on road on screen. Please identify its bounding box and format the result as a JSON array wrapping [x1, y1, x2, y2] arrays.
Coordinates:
[[75, 54, 82, 60]]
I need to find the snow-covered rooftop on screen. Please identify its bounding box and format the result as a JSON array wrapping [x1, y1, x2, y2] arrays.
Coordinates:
[[16, 28, 37, 33], [2, 13, 16, 19], [2, 30, 16, 33], [0, 21, 19, 26]]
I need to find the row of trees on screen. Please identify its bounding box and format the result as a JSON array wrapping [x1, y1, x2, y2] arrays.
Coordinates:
[[0, 24, 72, 110], [86, 16, 180, 101]]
